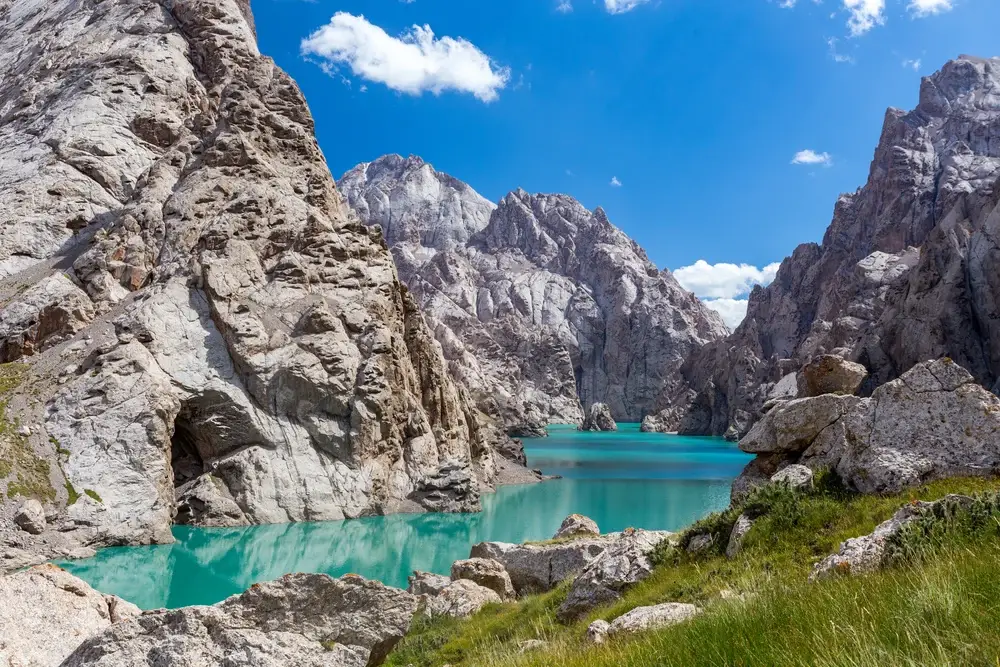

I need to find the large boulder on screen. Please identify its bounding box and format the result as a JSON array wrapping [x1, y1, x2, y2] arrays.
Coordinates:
[[426, 579, 502, 619], [61, 573, 417, 667], [799, 355, 868, 397], [0, 565, 139, 667], [811, 495, 974, 580], [769, 464, 814, 492], [450, 558, 515, 601], [580, 403, 617, 432], [737, 360, 1000, 494], [725, 514, 754, 559], [14, 498, 47, 535], [558, 529, 673, 621], [553, 514, 600, 540], [407, 571, 451, 597], [471, 535, 615, 595]]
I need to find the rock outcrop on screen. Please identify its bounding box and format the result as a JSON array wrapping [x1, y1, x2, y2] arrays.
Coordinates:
[[0, 564, 139, 667], [61, 573, 417, 667], [553, 514, 601, 540], [470, 535, 616, 595], [450, 557, 515, 601], [736, 359, 1000, 494], [799, 355, 868, 397], [0, 0, 515, 549], [587, 603, 701, 643], [339, 156, 727, 428], [669, 56, 1000, 437], [425, 579, 502, 619], [558, 528, 673, 621], [580, 403, 617, 432]]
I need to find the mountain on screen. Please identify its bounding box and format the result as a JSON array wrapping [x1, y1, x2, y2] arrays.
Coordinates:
[[339, 156, 728, 428], [0, 0, 520, 550], [659, 55, 1000, 437]]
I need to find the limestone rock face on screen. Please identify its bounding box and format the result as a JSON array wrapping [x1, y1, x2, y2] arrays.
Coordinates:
[[450, 557, 515, 601], [673, 56, 1000, 436], [558, 529, 673, 621], [736, 359, 1000, 494], [339, 157, 727, 428], [0, 0, 510, 548], [553, 514, 600, 540], [580, 403, 617, 432], [0, 564, 140, 667], [800, 355, 868, 397], [62, 573, 417, 667]]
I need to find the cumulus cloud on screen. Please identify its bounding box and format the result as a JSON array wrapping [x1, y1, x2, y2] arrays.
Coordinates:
[[843, 0, 886, 35], [301, 13, 510, 102], [673, 260, 781, 300], [610, 176, 622, 187], [604, 0, 652, 14], [908, 0, 953, 16], [703, 298, 752, 330], [792, 149, 833, 166]]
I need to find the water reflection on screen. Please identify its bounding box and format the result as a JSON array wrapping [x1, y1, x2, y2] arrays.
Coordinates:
[[59, 425, 750, 609]]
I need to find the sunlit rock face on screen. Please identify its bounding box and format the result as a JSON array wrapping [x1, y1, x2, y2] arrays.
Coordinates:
[[672, 55, 1000, 436], [0, 0, 508, 548], [340, 156, 727, 427]]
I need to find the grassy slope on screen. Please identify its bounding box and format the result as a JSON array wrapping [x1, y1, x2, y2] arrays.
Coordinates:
[[387, 477, 1000, 667]]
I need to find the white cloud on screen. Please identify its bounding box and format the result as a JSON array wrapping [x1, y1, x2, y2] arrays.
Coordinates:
[[673, 260, 781, 300], [604, 0, 652, 14], [826, 37, 855, 64], [902, 58, 922, 71], [703, 298, 751, 330], [301, 13, 510, 103], [843, 0, 886, 36], [556, 0, 573, 12], [610, 176, 622, 187], [792, 149, 833, 166], [908, 0, 953, 16]]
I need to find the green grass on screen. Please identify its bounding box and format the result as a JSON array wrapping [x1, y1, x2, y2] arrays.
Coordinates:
[[387, 475, 1000, 667], [84, 488, 103, 503], [0, 363, 55, 502]]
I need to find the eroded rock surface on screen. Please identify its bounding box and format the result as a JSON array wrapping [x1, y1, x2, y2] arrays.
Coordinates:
[[0, 0, 514, 549], [470, 535, 616, 595], [553, 514, 600, 540], [671, 56, 1000, 437], [580, 403, 617, 432], [339, 157, 727, 428], [0, 564, 139, 667], [736, 359, 1000, 494], [62, 573, 417, 667], [450, 557, 515, 601], [425, 579, 501, 619]]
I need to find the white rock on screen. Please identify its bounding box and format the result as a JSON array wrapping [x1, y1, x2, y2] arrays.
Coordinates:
[[553, 514, 600, 540], [14, 498, 46, 535]]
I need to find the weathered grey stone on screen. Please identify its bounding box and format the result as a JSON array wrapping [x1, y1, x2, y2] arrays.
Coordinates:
[[14, 498, 46, 535], [553, 514, 600, 540], [811, 495, 974, 580], [580, 403, 617, 432], [518, 639, 548, 653], [0, 275, 95, 363], [174, 474, 248, 528], [450, 558, 515, 601], [407, 571, 451, 597], [470, 536, 615, 595], [738, 360, 1000, 494], [62, 573, 417, 667], [558, 529, 673, 621], [725, 514, 754, 559], [427, 579, 502, 619], [0, 564, 139, 667], [608, 603, 701, 635], [587, 619, 611, 644], [800, 355, 868, 397], [673, 56, 1000, 438], [340, 157, 727, 428], [686, 533, 715, 555], [769, 464, 814, 492]]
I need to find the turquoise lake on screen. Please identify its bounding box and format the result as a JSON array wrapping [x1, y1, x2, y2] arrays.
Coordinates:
[[58, 424, 751, 609]]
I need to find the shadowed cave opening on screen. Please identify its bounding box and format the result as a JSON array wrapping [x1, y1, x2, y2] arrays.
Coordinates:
[[171, 407, 205, 489]]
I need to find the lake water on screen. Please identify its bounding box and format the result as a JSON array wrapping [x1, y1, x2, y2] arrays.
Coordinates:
[[58, 424, 751, 609]]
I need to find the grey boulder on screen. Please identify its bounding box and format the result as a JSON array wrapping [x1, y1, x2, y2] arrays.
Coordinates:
[[799, 355, 868, 397], [14, 498, 46, 535], [450, 558, 515, 601], [426, 579, 502, 619], [580, 403, 617, 432], [470, 535, 615, 595], [553, 514, 601, 540]]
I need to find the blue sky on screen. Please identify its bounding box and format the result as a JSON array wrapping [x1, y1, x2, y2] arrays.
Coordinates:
[[251, 0, 999, 326]]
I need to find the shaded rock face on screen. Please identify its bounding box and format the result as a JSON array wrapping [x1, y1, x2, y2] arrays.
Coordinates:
[[580, 403, 617, 432], [0, 0, 508, 546], [736, 359, 1000, 494], [0, 564, 140, 667], [61, 573, 417, 667], [674, 56, 1000, 436], [339, 157, 727, 428]]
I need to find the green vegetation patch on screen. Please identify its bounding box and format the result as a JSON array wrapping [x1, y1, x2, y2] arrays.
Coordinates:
[[388, 475, 1000, 667], [84, 488, 103, 503], [0, 363, 55, 502]]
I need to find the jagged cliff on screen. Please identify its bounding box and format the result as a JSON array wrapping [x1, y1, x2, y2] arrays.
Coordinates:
[[660, 55, 1000, 437], [0, 0, 517, 550], [339, 156, 728, 428]]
